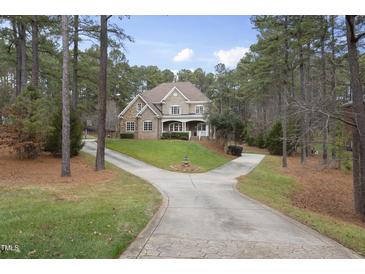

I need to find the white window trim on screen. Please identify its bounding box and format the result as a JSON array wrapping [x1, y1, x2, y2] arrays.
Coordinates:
[[125, 121, 135, 132], [143, 120, 153, 131], [170, 105, 181, 115], [136, 103, 143, 112], [197, 122, 206, 131], [169, 122, 182, 132], [195, 105, 204, 114]]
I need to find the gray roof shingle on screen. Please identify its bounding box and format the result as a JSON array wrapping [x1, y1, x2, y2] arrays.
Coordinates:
[[141, 81, 209, 103]]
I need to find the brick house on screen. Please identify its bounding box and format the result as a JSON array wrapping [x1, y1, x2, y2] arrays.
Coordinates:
[[118, 82, 211, 140]]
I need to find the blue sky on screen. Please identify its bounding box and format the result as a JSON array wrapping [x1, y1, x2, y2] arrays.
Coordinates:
[[116, 16, 258, 73]]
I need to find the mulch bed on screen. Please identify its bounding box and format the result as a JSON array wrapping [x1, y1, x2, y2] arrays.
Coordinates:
[[0, 149, 114, 186], [193, 140, 237, 159], [244, 145, 270, 155], [280, 155, 365, 228], [170, 163, 201, 172]]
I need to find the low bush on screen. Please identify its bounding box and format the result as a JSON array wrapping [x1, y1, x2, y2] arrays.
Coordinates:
[[227, 145, 243, 156], [120, 133, 134, 139], [161, 132, 189, 140]]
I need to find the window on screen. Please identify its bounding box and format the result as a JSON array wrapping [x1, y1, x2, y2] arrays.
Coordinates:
[[197, 123, 206, 131], [169, 122, 182, 132], [196, 105, 204, 114], [126, 121, 135, 132], [136, 103, 143, 112], [143, 121, 153, 131], [170, 105, 180, 115]]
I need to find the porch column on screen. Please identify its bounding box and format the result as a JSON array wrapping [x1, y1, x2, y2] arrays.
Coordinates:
[[182, 122, 186, 131]]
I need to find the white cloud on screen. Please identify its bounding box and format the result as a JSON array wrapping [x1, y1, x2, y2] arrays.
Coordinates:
[[173, 48, 194, 62], [214, 47, 249, 68]]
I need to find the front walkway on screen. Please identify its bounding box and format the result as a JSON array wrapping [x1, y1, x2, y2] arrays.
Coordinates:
[[83, 142, 360, 258]]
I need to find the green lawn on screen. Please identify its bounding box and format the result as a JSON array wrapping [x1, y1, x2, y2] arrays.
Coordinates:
[[237, 156, 365, 256], [106, 139, 231, 172], [0, 153, 161, 258]]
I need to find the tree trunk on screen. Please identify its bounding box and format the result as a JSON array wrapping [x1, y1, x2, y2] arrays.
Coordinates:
[[95, 15, 108, 171], [299, 42, 307, 164], [61, 15, 71, 177], [346, 15, 365, 218], [320, 16, 329, 165], [352, 129, 362, 213], [11, 20, 21, 96], [330, 16, 337, 163], [282, 15, 289, 168], [31, 16, 39, 89], [72, 15, 79, 110], [18, 22, 27, 91], [305, 42, 311, 158]]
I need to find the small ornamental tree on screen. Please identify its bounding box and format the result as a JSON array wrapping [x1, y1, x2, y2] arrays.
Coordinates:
[[45, 108, 84, 157], [0, 87, 51, 159], [209, 112, 244, 143]]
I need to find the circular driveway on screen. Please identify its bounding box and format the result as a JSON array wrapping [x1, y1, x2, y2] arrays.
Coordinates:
[[84, 142, 360, 259]]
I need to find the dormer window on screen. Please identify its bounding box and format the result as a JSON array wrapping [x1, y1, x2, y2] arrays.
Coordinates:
[[170, 105, 180, 115], [196, 105, 204, 114], [136, 103, 143, 112]]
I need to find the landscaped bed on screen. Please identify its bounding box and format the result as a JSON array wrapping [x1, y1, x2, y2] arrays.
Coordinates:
[[0, 150, 161, 258], [105, 139, 232, 172], [237, 155, 365, 256]]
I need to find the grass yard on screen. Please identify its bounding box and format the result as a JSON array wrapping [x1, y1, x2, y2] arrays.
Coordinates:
[[237, 156, 365, 256], [106, 139, 231, 172], [0, 152, 161, 258]]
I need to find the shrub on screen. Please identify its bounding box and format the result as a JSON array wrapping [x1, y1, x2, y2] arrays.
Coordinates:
[[161, 132, 189, 140], [256, 132, 267, 148], [0, 87, 52, 159], [227, 145, 243, 156], [45, 109, 84, 157], [120, 133, 134, 139]]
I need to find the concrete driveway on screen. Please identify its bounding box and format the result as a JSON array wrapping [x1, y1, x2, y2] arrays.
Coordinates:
[[83, 142, 360, 258]]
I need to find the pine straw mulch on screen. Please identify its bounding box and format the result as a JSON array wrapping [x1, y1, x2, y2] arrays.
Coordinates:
[[0, 148, 114, 186], [193, 140, 237, 160], [244, 145, 270, 155], [280, 155, 365, 228]]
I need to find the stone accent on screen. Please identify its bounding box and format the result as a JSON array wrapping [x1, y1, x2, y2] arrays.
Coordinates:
[[120, 97, 146, 138], [137, 107, 160, 140]]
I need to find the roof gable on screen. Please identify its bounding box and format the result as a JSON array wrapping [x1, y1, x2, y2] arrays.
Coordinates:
[[160, 86, 189, 102], [136, 103, 160, 118], [141, 81, 209, 103], [118, 94, 148, 118]]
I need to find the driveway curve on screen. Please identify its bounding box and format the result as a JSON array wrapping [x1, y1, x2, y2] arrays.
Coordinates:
[[83, 142, 360, 259]]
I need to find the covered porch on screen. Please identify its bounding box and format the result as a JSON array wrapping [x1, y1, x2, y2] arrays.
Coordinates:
[[161, 119, 209, 140]]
